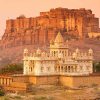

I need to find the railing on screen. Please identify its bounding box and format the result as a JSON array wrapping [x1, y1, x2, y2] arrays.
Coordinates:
[[0, 76, 13, 86]]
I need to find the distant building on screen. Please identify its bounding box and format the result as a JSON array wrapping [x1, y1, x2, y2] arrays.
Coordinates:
[[23, 32, 93, 76], [0, 8, 100, 49]]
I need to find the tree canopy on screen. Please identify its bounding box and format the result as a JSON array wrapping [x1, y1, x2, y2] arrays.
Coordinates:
[[0, 63, 23, 74]]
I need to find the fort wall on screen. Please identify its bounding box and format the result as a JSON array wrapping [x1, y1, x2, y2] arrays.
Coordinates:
[[0, 74, 100, 91], [0, 8, 99, 49], [59, 75, 100, 87]]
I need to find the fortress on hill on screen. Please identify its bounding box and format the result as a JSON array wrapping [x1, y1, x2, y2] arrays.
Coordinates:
[[0, 8, 100, 91], [0, 8, 100, 49], [0, 32, 100, 92]]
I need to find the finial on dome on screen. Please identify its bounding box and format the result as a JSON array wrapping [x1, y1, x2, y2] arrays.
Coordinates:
[[54, 31, 64, 43]]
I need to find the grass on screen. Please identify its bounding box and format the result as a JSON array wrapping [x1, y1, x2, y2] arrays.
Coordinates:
[[0, 95, 22, 100], [34, 96, 54, 100], [0, 85, 100, 100], [14, 96, 22, 99], [0, 96, 10, 100]]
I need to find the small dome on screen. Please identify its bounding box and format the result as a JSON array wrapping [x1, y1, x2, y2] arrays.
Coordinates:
[[24, 48, 28, 53], [50, 40, 54, 44], [54, 32, 64, 43], [89, 48, 93, 54], [73, 52, 76, 58], [36, 48, 41, 54], [75, 48, 79, 53]]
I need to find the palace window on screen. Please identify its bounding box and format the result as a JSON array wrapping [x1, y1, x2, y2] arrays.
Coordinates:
[[41, 67, 44, 72], [31, 67, 32, 72], [87, 66, 89, 70], [29, 67, 32, 72], [71, 66, 74, 72], [54, 51, 56, 56], [75, 66, 77, 72], [61, 66, 63, 72], [47, 67, 50, 71], [80, 66, 82, 70], [68, 66, 70, 72], [62, 51, 64, 56], [55, 66, 57, 72], [58, 66, 60, 72], [65, 66, 67, 72]]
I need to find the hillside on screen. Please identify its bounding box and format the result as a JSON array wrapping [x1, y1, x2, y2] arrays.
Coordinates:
[[0, 38, 100, 67]]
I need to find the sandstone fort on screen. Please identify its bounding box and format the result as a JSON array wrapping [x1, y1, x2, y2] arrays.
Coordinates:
[[0, 7, 100, 49]]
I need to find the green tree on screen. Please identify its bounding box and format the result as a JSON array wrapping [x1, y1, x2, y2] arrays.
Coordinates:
[[0, 63, 23, 74], [93, 62, 100, 72]]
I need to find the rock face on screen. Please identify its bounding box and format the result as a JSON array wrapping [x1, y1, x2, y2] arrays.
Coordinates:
[[0, 8, 99, 49]]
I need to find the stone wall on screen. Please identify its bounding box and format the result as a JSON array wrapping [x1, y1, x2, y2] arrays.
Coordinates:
[[12, 75, 100, 88], [59, 75, 100, 88], [0, 74, 100, 91], [29, 75, 59, 85]]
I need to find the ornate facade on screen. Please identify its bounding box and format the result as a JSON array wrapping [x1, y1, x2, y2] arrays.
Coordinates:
[[23, 32, 93, 76]]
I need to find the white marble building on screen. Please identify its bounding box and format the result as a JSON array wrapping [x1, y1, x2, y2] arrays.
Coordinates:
[[23, 32, 93, 76]]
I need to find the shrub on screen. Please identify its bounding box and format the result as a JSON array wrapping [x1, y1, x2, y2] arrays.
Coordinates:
[[14, 96, 22, 99], [91, 83, 98, 87], [93, 62, 100, 72], [0, 89, 5, 96], [0, 63, 23, 74], [34, 96, 53, 100]]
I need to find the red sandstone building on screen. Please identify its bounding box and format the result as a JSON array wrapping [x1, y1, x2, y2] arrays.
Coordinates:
[[0, 8, 100, 49]]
